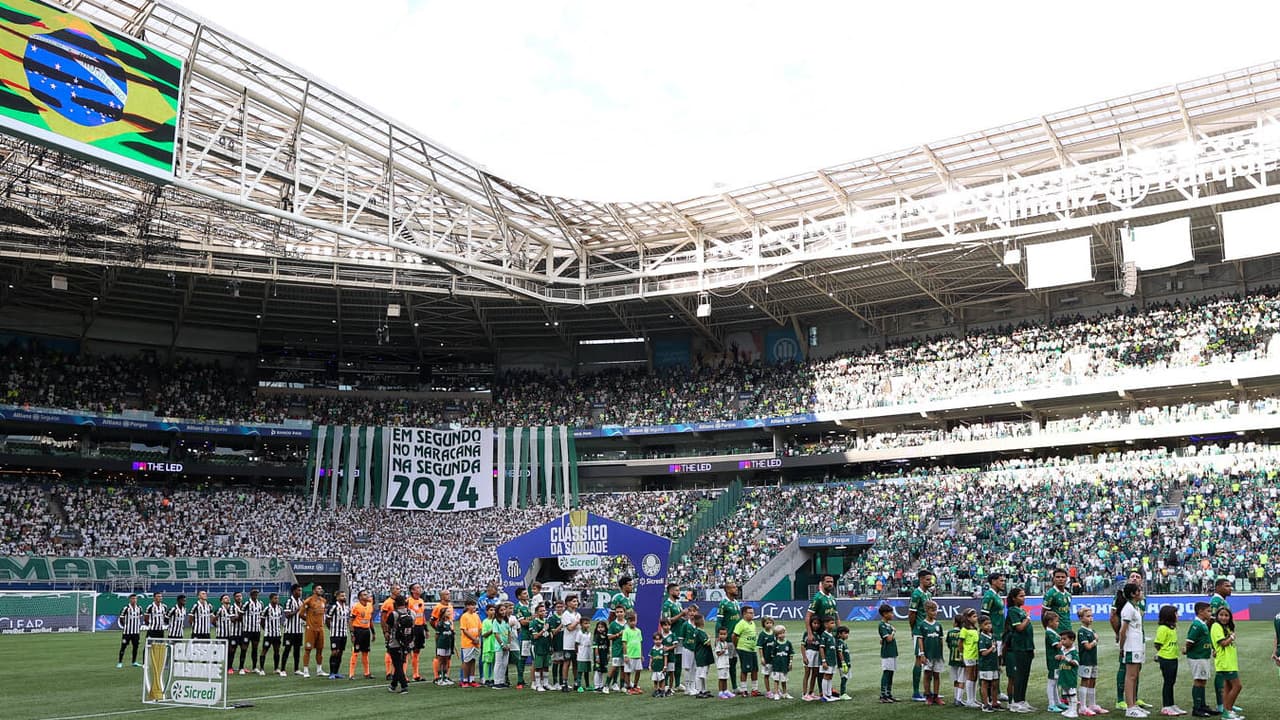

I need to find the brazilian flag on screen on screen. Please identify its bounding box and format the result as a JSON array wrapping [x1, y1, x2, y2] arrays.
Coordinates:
[[0, 0, 182, 179]]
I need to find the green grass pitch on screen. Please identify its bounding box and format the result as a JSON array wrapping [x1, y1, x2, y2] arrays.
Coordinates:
[[5, 622, 1278, 720]]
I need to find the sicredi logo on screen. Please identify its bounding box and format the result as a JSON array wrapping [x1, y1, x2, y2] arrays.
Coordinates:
[[169, 680, 221, 705], [556, 555, 601, 571]]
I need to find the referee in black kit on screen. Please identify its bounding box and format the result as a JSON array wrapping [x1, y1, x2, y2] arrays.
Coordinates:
[[117, 594, 143, 668]]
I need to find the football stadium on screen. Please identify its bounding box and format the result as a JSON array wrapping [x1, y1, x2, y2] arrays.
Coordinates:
[[4, 1, 1280, 718]]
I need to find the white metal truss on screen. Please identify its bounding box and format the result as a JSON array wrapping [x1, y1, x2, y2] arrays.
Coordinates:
[[1, 0, 1280, 330]]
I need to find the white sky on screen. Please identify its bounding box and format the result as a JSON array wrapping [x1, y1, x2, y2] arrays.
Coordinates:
[[178, 0, 1279, 202]]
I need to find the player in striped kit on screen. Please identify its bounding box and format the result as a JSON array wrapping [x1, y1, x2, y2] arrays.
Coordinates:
[[191, 590, 214, 639], [261, 592, 286, 676], [283, 584, 306, 676], [144, 592, 167, 640], [240, 589, 265, 675], [216, 594, 240, 675], [166, 594, 189, 639], [117, 593, 143, 668], [327, 590, 350, 679]]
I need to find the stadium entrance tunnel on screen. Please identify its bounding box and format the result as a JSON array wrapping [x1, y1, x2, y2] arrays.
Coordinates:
[[498, 510, 671, 654]]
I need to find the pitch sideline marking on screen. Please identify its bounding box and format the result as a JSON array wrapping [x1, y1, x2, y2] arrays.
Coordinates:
[[38, 683, 385, 720]]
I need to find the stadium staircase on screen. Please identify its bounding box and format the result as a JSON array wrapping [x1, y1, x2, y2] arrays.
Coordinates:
[[47, 489, 67, 528], [670, 479, 743, 564], [742, 536, 804, 600]]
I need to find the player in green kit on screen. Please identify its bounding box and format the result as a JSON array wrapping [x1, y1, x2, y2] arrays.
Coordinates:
[[662, 583, 688, 693], [1045, 568, 1074, 631], [611, 576, 635, 612], [806, 573, 839, 631], [878, 603, 899, 703], [909, 569, 936, 702], [983, 573, 1010, 704], [715, 581, 742, 693], [1273, 607, 1280, 667], [1271, 609, 1280, 713]]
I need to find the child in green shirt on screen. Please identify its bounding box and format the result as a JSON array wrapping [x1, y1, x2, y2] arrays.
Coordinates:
[[1055, 630, 1080, 718], [878, 603, 899, 703], [732, 605, 760, 697], [687, 613, 712, 698], [818, 618, 838, 702], [1077, 606, 1101, 715], [770, 624, 794, 699], [481, 604, 497, 685], [650, 621, 669, 697], [978, 616, 1000, 711], [622, 612, 644, 695], [836, 625, 852, 700], [606, 605, 627, 693], [757, 617, 775, 698], [530, 604, 550, 691], [1153, 604, 1183, 716], [916, 600, 945, 705], [1185, 602, 1214, 716], [591, 620, 609, 692], [947, 617, 965, 706], [1210, 608, 1241, 720], [1044, 610, 1064, 712], [960, 608, 980, 708]]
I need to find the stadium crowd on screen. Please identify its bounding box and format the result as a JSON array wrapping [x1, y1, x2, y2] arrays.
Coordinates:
[[669, 445, 1280, 598], [6, 442, 1280, 602], [2, 290, 1279, 430], [782, 397, 1280, 457]]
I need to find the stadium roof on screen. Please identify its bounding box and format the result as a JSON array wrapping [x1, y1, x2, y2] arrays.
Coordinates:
[[1, 0, 1280, 357]]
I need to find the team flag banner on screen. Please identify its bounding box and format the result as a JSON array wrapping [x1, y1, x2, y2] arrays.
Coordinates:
[[307, 425, 577, 510], [385, 427, 492, 512], [0, 0, 183, 180], [494, 426, 578, 509]]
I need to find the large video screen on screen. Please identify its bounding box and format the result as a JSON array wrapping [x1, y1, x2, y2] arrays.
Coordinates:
[[0, 0, 182, 180]]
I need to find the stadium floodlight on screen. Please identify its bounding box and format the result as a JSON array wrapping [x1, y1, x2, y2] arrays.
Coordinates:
[[578, 337, 645, 345]]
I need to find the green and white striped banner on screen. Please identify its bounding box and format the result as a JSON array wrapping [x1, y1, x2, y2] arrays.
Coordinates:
[[308, 425, 577, 509], [306, 425, 384, 508], [494, 425, 578, 509]]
